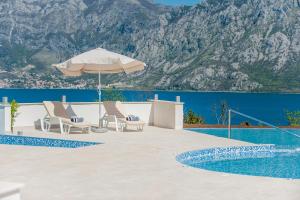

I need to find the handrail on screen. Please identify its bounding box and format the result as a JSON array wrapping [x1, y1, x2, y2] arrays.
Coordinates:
[[228, 109, 300, 139]]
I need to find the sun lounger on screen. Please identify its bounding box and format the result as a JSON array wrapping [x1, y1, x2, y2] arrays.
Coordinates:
[[43, 101, 91, 134], [103, 101, 145, 132]]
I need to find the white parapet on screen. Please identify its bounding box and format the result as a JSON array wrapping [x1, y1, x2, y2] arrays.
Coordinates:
[[0, 182, 23, 200], [152, 100, 184, 130], [0, 104, 11, 133], [11, 100, 183, 130], [13, 102, 154, 127]]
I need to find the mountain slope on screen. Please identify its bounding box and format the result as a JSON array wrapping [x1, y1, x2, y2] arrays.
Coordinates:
[[0, 0, 300, 91]]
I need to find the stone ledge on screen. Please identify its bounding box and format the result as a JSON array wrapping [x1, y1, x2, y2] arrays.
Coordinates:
[[0, 182, 23, 200]]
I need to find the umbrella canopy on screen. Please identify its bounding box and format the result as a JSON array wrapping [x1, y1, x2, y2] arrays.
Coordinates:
[[53, 48, 145, 76], [52, 48, 146, 131]]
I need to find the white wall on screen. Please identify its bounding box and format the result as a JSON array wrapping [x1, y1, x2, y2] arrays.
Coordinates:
[[65, 103, 102, 125], [0, 105, 11, 133], [14, 104, 47, 128], [174, 103, 184, 129], [14, 102, 154, 127], [0, 106, 5, 133], [9, 100, 182, 130], [121, 102, 154, 125], [153, 100, 184, 130], [68, 102, 153, 125]]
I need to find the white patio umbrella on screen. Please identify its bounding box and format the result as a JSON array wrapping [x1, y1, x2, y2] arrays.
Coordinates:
[[52, 48, 146, 132]]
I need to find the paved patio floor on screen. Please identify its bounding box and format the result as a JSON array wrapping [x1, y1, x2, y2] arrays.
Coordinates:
[[0, 126, 299, 200]]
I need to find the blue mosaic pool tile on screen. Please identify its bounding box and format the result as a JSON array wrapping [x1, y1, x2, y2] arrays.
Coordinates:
[[176, 145, 275, 164], [0, 134, 100, 148], [176, 145, 300, 179]]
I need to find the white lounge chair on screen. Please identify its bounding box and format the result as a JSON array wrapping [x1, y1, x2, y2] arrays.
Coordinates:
[[42, 101, 91, 134], [103, 101, 145, 132]]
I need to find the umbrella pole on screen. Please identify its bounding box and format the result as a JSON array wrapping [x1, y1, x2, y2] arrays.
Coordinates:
[[91, 72, 107, 133], [98, 72, 102, 127]]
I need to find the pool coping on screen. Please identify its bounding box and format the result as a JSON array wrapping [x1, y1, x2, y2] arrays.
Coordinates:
[[0, 182, 23, 199]]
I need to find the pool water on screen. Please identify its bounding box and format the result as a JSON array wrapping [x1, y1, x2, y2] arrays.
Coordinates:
[[178, 128, 300, 179], [187, 128, 300, 148], [0, 134, 100, 148]]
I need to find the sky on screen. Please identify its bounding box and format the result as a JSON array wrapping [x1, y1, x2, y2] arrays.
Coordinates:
[[155, 0, 200, 6]]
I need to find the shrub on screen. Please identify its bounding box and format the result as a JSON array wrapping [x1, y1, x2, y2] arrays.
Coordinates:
[[211, 100, 229, 125], [285, 110, 300, 126], [10, 100, 19, 133], [184, 110, 205, 124]]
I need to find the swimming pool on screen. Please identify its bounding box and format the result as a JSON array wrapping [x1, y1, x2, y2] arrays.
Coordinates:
[[177, 128, 300, 179], [0, 134, 100, 148]]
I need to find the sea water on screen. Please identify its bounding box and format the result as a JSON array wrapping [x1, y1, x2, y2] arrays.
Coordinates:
[[1, 89, 300, 125]]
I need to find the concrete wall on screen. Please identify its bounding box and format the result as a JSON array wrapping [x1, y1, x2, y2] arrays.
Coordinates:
[[0, 106, 5, 133], [0, 105, 11, 133], [13, 102, 153, 127], [1, 100, 183, 132], [65, 102, 154, 125], [152, 100, 184, 130]]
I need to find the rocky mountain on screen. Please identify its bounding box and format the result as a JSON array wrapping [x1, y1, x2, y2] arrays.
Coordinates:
[[0, 0, 300, 91]]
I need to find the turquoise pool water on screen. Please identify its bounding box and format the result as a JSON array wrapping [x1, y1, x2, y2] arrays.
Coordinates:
[[178, 128, 300, 179], [187, 128, 300, 148]]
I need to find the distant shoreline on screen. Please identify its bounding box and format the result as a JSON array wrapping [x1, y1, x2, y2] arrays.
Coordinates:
[[0, 88, 300, 95]]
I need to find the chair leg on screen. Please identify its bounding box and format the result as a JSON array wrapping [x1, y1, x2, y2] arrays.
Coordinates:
[[59, 119, 64, 134], [40, 118, 45, 132], [67, 126, 71, 134], [138, 125, 144, 132], [64, 125, 68, 134], [104, 120, 108, 128], [123, 123, 127, 132], [44, 122, 51, 132], [47, 123, 51, 132], [115, 117, 119, 132]]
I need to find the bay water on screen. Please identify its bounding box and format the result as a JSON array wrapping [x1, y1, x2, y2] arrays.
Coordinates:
[[1, 89, 299, 125]]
